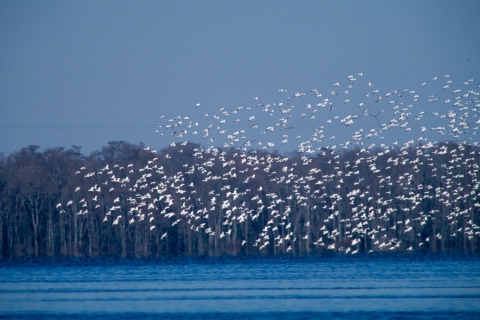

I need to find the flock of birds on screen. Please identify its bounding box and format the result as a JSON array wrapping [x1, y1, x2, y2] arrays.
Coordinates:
[[155, 73, 479, 154], [58, 73, 480, 254]]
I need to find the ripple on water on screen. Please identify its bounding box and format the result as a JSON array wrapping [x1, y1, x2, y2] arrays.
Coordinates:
[[0, 255, 479, 318]]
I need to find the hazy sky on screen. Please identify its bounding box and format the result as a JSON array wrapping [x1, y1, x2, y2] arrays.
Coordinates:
[[1, 1, 479, 156]]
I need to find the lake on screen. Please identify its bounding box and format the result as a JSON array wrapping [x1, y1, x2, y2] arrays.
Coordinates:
[[0, 254, 479, 319]]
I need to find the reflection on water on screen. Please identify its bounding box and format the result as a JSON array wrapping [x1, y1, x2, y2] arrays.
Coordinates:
[[0, 254, 479, 319]]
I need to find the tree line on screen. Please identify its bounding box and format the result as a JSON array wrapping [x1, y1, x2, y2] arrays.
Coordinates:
[[0, 140, 479, 258]]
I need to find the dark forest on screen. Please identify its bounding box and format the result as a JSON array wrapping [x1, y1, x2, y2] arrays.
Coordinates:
[[0, 140, 479, 258]]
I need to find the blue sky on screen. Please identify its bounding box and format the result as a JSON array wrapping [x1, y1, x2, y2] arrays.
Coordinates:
[[1, 1, 479, 155]]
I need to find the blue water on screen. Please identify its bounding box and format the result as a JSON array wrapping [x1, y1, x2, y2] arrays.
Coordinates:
[[0, 254, 479, 319]]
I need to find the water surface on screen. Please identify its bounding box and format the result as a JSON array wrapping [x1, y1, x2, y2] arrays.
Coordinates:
[[0, 254, 479, 319]]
